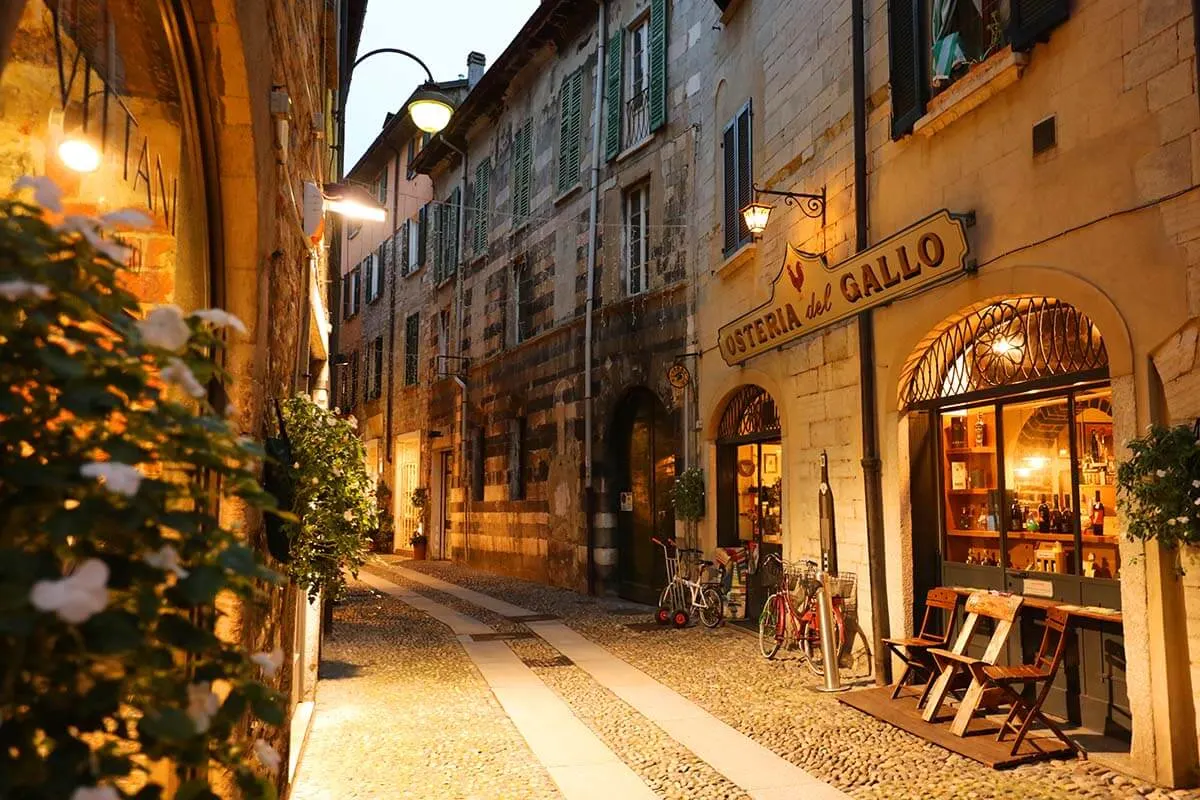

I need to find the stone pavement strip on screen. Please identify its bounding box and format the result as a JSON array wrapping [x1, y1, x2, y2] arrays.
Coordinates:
[[357, 570, 657, 800], [381, 563, 846, 800]]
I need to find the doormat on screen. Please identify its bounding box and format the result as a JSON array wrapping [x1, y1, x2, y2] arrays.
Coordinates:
[[521, 655, 574, 669], [467, 632, 536, 642], [503, 613, 559, 622]]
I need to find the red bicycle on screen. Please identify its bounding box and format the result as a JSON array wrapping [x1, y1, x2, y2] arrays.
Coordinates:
[[756, 554, 847, 676]]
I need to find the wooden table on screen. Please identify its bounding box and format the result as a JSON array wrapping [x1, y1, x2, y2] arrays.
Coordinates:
[[948, 586, 1122, 624]]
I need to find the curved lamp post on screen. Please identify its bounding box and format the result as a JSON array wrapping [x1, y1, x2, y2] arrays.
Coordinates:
[[350, 47, 455, 136]]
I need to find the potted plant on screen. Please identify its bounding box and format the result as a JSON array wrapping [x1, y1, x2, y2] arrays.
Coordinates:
[[374, 480, 394, 553], [1117, 421, 1200, 572], [671, 467, 706, 550], [410, 487, 430, 560]]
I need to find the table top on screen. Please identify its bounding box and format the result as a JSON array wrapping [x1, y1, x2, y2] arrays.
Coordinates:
[[947, 586, 1123, 624]]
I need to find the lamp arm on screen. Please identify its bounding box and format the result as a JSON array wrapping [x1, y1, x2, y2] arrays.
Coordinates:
[[350, 48, 436, 82]]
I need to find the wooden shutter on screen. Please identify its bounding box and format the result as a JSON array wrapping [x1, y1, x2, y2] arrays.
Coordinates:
[[735, 105, 752, 247], [648, 0, 668, 132], [342, 274, 351, 319], [605, 28, 623, 161], [446, 187, 460, 275], [1009, 0, 1069, 52], [513, 124, 532, 220], [722, 120, 737, 255], [888, 0, 926, 139], [558, 72, 583, 194], [396, 222, 409, 276], [418, 204, 428, 266], [364, 256, 374, 302], [474, 158, 490, 253], [431, 202, 444, 281]]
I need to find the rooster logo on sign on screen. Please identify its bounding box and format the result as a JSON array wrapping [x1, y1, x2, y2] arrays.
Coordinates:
[[786, 259, 805, 294]]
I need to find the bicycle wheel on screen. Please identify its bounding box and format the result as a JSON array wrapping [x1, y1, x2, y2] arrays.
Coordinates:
[[698, 585, 724, 629], [799, 609, 845, 677], [758, 595, 783, 659]]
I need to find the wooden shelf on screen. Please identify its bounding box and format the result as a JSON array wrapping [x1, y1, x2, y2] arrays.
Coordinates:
[[945, 446, 996, 454], [947, 488, 996, 495], [948, 529, 1000, 538], [1007, 531, 1074, 543]]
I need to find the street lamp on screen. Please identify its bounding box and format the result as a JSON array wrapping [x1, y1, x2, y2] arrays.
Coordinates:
[[349, 48, 455, 136], [740, 183, 828, 237], [321, 182, 386, 222]]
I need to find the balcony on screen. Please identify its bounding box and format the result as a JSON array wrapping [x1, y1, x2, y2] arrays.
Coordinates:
[[623, 87, 650, 151]]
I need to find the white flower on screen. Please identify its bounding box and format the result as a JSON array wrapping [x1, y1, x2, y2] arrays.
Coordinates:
[[30, 558, 109, 624], [1179, 516, 1191, 524], [0, 279, 51, 302], [81, 461, 142, 497], [1169, 518, 1178, 525], [253, 739, 281, 774], [161, 358, 206, 398], [325, 416, 337, 427], [311, 477, 319, 486], [1156, 469, 1168, 478], [100, 209, 153, 229], [333, 467, 342, 477], [13, 175, 63, 213], [70, 786, 119, 800], [250, 646, 284, 678], [348, 416, 358, 427], [137, 305, 190, 352], [55, 215, 130, 263], [1193, 480, 1200, 489], [190, 308, 247, 335], [1193, 497, 1199, 506], [344, 509, 355, 522], [186, 682, 220, 734], [293, 462, 300, 469], [144, 545, 189, 578], [224, 402, 238, 419]]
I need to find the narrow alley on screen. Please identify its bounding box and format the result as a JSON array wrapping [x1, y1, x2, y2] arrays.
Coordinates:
[[290, 559, 1173, 800]]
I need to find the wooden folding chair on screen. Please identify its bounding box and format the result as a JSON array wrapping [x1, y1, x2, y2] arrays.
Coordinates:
[[882, 587, 960, 703], [923, 591, 1024, 734], [967, 607, 1083, 757]]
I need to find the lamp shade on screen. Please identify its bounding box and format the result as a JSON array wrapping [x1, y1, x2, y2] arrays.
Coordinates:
[[322, 182, 386, 222], [741, 201, 773, 235], [407, 86, 454, 134]]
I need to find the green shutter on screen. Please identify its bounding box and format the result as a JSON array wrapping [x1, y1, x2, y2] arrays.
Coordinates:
[[474, 158, 490, 253], [558, 71, 583, 194], [447, 187, 460, 275], [888, 0, 927, 139], [418, 204, 428, 266], [605, 29, 623, 161], [1009, 0, 1070, 52], [513, 123, 532, 220], [431, 203, 443, 281], [648, 0, 668, 132]]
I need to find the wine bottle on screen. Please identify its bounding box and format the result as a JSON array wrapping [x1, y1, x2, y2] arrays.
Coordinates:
[[1049, 497, 1062, 533], [975, 414, 986, 447], [1038, 495, 1051, 533], [1010, 498, 1023, 530]]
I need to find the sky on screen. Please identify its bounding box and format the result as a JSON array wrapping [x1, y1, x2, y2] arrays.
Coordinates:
[[344, 0, 540, 168]]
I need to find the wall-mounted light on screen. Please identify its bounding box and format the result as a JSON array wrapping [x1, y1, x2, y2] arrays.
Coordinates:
[[740, 183, 827, 237], [302, 181, 387, 243], [49, 110, 102, 174]]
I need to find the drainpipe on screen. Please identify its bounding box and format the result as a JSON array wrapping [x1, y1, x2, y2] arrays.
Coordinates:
[[444, 139, 470, 562], [852, 0, 891, 686], [385, 145, 402, 465], [584, 0, 607, 595]]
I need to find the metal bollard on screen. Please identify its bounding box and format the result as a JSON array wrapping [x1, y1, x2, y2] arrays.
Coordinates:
[[815, 573, 848, 693]]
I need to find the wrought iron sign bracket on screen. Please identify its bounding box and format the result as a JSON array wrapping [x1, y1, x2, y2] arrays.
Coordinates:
[[752, 184, 827, 227]]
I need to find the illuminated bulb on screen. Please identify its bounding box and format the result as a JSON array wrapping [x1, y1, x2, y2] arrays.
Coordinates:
[[408, 96, 453, 134], [741, 201, 773, 235], [1015, 467, 1033, 479], [1024, 456, 1048, 470], [991, 337, 1016, 356], [326, 197, 386, 222], [58, 134, 101, 173]]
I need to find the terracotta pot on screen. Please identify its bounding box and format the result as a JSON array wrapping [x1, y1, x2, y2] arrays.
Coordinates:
[[412, 540, 428, 560]]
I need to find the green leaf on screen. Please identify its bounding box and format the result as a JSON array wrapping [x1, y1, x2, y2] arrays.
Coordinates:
[[139, 707, 196, 742], [83, 610, 143, 653], [218, 544, 257, 576], [156, 614, 219, 653], [176, 566, 225, 605], [176, 779, 220, 800]]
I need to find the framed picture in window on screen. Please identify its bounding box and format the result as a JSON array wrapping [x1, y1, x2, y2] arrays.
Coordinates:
[[763, 453, 779, 475]]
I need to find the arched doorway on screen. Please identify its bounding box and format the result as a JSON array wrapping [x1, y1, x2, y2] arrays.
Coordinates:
[[901, 295, 1128, 738], [715, 384, 783, 622], [611, 388, 679, 604]]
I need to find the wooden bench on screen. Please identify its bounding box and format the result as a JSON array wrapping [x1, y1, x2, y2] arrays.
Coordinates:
[[882, 587, 960, 703], [922, 591, 1024, 736]]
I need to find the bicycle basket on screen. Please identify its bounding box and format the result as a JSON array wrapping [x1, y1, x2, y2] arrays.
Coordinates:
[[784, 561, 819, 595], [757, 557, 784, 592], [827, 572, 858, 615]]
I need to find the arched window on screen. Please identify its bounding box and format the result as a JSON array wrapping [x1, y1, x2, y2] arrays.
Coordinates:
[[717, 385, 781, 441]]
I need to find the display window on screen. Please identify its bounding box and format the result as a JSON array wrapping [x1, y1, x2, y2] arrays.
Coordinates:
[[734, 441, 783, 545]]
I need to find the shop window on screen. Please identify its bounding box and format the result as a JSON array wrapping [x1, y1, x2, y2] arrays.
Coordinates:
[[1074, 387, 1119, 579], [939, 404, 1000, 566], [1001, 396, 1073, 574], [734, 443, 783, 545]]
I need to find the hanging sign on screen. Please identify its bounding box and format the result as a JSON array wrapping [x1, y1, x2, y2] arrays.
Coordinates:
[[718, 210, 971, 366]]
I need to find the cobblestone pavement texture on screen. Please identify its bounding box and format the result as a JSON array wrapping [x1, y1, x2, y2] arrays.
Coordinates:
[[363, 556, 1199, 800], [289, 582, 560, 799]]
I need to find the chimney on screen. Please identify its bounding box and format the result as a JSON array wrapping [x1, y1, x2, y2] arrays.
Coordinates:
[[467, 51, 486, 88]]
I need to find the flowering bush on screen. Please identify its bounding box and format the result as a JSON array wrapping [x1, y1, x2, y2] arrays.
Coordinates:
[[280, 396, 375, 600], [1117, 423, 1200, 550], [0, 181, 284, 799]]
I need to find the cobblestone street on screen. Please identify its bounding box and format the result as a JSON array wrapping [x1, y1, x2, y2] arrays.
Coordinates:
[[290, 558, 1196, 800]]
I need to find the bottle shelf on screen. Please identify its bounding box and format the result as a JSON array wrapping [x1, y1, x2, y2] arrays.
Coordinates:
[[947, 488, 996, 495], [945, 446, 996, 454], [948, 529, 1000, 538]]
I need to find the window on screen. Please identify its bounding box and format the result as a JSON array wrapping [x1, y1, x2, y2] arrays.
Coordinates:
[[889, 0, 1069, 138], [513, 257, 532, 345], [394, 222, 410, 277], [624, 182, 650, 296], [557, 72, 583, 195], [404, 313, 420, 386], [376, 240, 388, 296], [722, 101, 753, 255], [376, 168, 388, 205], [364, 253, 379, 303], [406, 218, 420, 274], [605, 0, 668, 160], [508, 417, 525, 501], [473, 158, 491, 254], [343, 267, 362, 319], [369, 336, 384, 399], [511, 122, 533, 222]]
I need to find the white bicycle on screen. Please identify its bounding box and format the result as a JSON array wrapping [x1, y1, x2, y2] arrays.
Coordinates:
[[652, 537, 725, 628]]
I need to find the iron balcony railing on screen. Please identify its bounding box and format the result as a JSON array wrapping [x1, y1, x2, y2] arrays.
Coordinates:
[[624, 87, 650, 150]]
